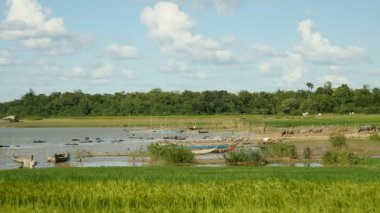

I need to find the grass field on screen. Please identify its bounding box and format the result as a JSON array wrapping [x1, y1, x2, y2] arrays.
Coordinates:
[[0, 166, 379, 212], [1, 114, 379, 129]]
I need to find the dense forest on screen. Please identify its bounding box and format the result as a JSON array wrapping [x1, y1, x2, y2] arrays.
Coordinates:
[[1, 82, 380, 117]]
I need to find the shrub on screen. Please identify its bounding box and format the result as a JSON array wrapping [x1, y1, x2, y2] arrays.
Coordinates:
[[329, 133, 347, 148], [322, 150, 360, 166], [369, 132, 380, 141], [259, 143, 298, 159], [147, 144, 194, 164], [224, 147, 266, 165]]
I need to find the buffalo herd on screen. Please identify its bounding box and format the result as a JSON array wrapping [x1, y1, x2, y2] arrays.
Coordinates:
[[280, 125, 378, 137], [357, 125, 377, 133]]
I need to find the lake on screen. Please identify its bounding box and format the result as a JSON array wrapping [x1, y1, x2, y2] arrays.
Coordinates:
[[0, 127, 249, 169]]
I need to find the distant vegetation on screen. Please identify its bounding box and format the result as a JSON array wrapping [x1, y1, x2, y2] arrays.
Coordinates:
[[1, 82, 380, 117]]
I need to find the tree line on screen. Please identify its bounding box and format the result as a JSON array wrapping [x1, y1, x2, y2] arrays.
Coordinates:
[[1, 82, 380, 118]]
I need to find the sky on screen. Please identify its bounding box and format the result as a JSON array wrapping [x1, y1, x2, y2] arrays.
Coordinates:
[[0, 0, 379, 101]]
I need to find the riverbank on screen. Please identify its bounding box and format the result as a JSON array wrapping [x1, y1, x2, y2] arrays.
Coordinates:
[[1, 114, 380, 129]]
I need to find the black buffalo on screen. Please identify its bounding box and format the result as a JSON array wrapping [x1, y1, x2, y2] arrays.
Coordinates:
[[281, 129, 294, 137], [358, 125, 376, 133]]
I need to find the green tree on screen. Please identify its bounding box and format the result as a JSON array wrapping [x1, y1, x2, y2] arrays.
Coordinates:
[[332, 84, 353, 111]]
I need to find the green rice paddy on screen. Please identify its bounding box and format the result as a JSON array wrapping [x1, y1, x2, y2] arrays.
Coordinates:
[[0, 166, 379, 212]]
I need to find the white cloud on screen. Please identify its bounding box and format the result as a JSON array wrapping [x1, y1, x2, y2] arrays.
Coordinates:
[[213, 0, 245, 14], [183, 71, 207, 79], [259, 52, 306, 83], [91, 79, 109, 85], [295, 19, 368, 65], [21, 35, 92, 55], [0, 50, 14, 66], [162, 60, 189, 73], [141, 2, 238, 64], [0, 0, 91, 55], [92, 64, 114, 79], [105, 44, 140, 59], [22, 37, 52, 49], [161, 60, 207, 79], [160, 0, 244, 13], [0, 0, 66, 39], [222, 36, 235, 44], [251, 43, 286, 57], [257, 19, 369, 85], [329, 65, 341, 72], [122, 69, 136, 80], [66, 66, 88, 78]]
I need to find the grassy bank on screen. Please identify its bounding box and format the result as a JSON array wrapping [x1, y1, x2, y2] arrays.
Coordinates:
[[1, 114, 379, 129], [0, 166, 379, 212]]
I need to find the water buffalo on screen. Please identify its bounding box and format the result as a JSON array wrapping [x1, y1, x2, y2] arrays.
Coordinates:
[[281, 129, 294, 137], [358, 125, 376, 133], [308, 128, 323, 133]]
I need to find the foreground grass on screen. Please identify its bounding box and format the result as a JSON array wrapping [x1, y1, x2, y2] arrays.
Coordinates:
[[0, 166, 379, 212], [1, 114, 380, 129]]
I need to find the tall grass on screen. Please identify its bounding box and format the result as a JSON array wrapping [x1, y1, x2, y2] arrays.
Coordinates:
[[322, 150, 360, 166], [224, 147, 266, 165], [369, 132, 380, 141], [0, 167, 379, 212], [147, 143, 194, 164], [329, 133, 347, 148], [259, 143, 298, 159], [323, 133, 360, 166]]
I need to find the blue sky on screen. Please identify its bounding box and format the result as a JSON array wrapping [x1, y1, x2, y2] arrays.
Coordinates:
[[0, 0, 379, 101]]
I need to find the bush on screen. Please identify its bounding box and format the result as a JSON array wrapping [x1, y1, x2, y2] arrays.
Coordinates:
[[259, 143, 298, 159], [369, 132, 380, 141], [322, 150, 360, 166], [147, 144, 194, 164], [329, 133, 347, 148], [224, 147, 266, 165]]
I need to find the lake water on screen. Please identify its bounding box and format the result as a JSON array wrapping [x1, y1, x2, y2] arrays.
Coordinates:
[[0, 127, 249, 170], [0, 128, 323, 169]]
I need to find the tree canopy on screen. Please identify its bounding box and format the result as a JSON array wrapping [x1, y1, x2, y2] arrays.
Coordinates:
[[1, 83, 380, 117]]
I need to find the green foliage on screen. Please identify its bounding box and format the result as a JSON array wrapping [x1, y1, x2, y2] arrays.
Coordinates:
[[369, 132, 380, 141], [1, 83, 380, 117], [224, 147, 266, 165], [148, 144, 194, 164], [329, 133, 347, 148], [259, 143, 298, 159], [322, 151, 360, 166]]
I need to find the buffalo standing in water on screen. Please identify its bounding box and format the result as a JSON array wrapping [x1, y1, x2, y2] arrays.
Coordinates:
[[358, 125, 377, 133]]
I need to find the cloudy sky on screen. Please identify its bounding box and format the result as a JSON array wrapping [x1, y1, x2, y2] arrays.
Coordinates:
[[0, 0, 379, 101]]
